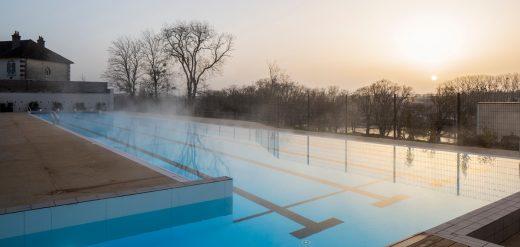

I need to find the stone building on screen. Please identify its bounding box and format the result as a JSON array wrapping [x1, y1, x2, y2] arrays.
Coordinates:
[[0, 31, 73, 81], [0, 31, 112, 112]]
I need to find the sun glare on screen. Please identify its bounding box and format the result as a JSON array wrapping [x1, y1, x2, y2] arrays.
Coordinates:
[[394, 16, 466, 69], [431, 74, 438, 81]]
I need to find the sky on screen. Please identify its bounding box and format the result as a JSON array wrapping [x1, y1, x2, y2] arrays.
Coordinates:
[[2, 0, 520, 93]]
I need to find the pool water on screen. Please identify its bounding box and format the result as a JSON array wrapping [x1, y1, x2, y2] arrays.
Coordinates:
[[34, 112, 520, 247]]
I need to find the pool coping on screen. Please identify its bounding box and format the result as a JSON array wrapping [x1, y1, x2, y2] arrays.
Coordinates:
[[0, 176, 231, 215]]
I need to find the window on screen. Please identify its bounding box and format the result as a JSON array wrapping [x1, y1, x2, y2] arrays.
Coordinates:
[[6, 61, 15, 75], [44, 66, 51, 76]]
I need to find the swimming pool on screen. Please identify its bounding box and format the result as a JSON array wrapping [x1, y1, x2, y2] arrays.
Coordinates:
[[34, 112, 520, 246]]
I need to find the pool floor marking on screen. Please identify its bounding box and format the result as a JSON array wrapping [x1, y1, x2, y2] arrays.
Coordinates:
[[233, 190, 345, 223], [233, 187, 344, 239], [64, 117, 409, 207], [234, 179, 386, 223]]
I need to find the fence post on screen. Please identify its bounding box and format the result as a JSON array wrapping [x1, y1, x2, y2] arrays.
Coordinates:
[[276, 95, 280, 128], [457, 93, 461, 145], [345, 94, 348, 134], [307, 91, 310, 131], [393, 93, 397, 139]]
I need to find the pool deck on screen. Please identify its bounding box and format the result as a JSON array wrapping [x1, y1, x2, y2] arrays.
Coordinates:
[[0, 113, 180, 214]]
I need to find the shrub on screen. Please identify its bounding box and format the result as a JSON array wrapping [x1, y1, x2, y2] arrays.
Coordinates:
[[476, 128, 497, 148], [500, 134, 520, 151]]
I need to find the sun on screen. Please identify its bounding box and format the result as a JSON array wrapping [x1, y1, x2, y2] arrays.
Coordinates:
[[431, 75, 438, 81]]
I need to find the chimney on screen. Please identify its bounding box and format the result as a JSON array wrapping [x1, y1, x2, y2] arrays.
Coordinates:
[[37, 36, 45, 47], [11, 31, 21, 49]]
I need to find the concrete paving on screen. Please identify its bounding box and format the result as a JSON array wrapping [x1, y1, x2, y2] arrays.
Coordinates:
[[0, 113, 178, 212]]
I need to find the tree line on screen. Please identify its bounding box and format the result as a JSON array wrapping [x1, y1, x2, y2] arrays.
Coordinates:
[[194, 65, 520, 149]]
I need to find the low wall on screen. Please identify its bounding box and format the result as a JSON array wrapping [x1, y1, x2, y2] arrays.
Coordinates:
[[0, 177, 232, 246], [0, 92, 113, 112]]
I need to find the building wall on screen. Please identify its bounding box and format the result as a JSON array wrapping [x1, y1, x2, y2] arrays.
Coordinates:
[[25, 59, 69, 81], [0, 58, 24, 80], [0, 92, 113, 112], [477, 103, 520, 138]]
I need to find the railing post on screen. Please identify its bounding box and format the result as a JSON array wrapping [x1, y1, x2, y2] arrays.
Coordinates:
[[457, 93, 461, 145], [345, 94, 348, 134], [393, 93, 397, 139], [307, 90, 310, 131]]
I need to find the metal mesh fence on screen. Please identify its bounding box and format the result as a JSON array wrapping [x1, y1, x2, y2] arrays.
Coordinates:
[[192, 92, 520, 151]]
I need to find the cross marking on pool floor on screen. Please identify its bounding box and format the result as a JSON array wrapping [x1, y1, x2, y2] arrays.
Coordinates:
[[233, 187, 343, 238], [59, 118, 409, 238], [233, 179, 385, 224]]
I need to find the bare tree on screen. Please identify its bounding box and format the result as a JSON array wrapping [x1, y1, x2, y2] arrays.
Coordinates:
[[141, 29, 172, 98], [162, 21, 233, 103], [103, 36, 143, 96]]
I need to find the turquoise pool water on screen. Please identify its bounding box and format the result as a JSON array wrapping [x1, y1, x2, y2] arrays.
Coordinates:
[[33, 112, 520, 246]]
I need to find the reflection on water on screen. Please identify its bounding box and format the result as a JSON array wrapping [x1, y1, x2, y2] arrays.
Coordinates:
[[180, 123, 229, 177], [405, 147, 414, 167], [258, 129, 520, 202]]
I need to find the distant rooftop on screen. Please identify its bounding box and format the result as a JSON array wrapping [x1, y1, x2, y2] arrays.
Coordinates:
[[0, 31, 73, 64]]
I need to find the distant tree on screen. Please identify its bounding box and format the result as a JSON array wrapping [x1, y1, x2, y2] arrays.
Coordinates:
[[352, 79, 413, 137], [103, 36, 143, 96], [428, 86, 456, 142], [162, 21, 233, 103], [140, 29, 172, 98]]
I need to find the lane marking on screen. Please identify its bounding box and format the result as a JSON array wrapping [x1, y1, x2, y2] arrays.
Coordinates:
[[234, 187, 343, 239]]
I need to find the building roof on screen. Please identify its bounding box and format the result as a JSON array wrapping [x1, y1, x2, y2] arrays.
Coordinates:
[[0, 39, 73, 64]]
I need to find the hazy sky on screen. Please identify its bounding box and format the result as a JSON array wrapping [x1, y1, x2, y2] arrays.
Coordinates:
[[2, 0, 520, 92]]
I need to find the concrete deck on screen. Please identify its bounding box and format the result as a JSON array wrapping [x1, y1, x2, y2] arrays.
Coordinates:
[[0, 113, 179, 213]]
